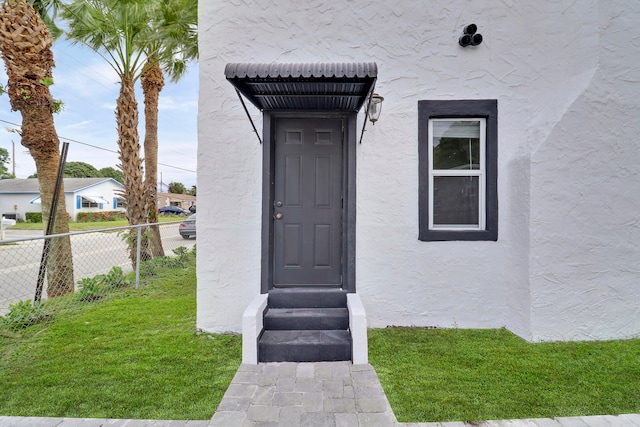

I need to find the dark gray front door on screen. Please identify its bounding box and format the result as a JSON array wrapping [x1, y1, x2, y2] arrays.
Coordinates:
[[274, 118, 343, 286]]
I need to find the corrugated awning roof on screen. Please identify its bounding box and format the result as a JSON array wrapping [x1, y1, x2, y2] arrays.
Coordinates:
[[82, 196, 111, 205], [225, 62, 377, 111]]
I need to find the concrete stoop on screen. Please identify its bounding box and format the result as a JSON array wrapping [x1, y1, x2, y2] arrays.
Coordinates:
[[242, 291, 368, 365], [259, 289, 352, 362]]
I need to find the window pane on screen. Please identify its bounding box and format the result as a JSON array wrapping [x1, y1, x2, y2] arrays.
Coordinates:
[[432, 121, 480, 170], [433, 176, 479, 226]]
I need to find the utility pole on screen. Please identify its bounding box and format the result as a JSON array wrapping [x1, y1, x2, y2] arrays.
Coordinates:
[[11, 140, 15, 177]]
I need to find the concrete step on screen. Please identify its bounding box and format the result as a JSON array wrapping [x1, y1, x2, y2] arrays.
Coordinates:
[[264, 307, 349, 330], [258, 329, 352, 362], [268, 288, 347, 309]]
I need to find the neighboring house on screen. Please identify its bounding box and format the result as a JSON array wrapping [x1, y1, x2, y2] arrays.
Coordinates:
[[0, 178, 125, 221], [197, 0, 640, 363], [156, 192, 196, 211]]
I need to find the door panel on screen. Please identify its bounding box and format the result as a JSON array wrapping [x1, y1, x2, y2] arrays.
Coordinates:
[[284, 156, 302, 207], [274, 118, 343, 286], [314, 224, 332, 267]]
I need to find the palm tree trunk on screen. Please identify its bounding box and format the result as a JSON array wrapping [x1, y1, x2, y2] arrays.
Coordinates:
[[141, 58, 165, 257], [0, 0, 74, 297], [22, 108, 74, 298], [24, 105, 74, 298], [116, 74, 150, 264]]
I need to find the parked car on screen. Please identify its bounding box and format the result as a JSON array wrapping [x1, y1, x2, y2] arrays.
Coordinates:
[[159, 205, 189, 215], [179, 213, 196, 239]]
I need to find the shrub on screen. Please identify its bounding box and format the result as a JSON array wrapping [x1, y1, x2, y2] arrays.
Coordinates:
[[76, 211, 126, 222], [25, 212, 43, 223], [1, 300, 52, 330], [77, 212, 92, 222], [76, 277, 107, 302], [76, 266, 131, 302], [139, 245, 196, 277]]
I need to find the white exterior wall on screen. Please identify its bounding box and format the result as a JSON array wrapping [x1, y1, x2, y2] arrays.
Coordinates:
[[0, 193, 35, 220], [197, 0, 640, 341], [528, 2, 640, 341], [0, 180, 124, 222], [70, 181, 125, 220], [0, 193, 73, 220]]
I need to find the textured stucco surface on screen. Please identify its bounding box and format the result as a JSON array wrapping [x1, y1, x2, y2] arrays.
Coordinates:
[[197, 0, 640, 341], [528, 2, 640, 340]]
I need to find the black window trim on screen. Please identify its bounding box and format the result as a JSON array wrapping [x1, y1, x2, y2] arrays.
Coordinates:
[[418, 99, 498, 241]]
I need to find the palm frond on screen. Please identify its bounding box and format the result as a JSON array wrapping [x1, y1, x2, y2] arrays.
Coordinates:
[[30, 0, 64, 40], [144, 0, 198, 83], [61, 0, 155, 80]]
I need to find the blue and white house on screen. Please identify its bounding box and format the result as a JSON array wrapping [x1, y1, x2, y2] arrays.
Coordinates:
[[0, 177, 125, 221], [196, 0, 640, 363]]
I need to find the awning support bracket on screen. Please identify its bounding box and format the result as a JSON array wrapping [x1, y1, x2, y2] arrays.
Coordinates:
[[358, 80, 377, 144], [236, 88, 263, 144]]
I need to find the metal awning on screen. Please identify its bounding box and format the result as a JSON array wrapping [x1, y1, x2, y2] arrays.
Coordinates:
[[225, 62, 378, 111], [82, 196, 110, 205]]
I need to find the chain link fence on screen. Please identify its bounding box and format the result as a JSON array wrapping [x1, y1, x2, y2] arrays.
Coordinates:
[[0, 221, 195, 328]]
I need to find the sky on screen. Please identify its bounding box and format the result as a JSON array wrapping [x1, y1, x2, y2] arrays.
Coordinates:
[[0, 38, 199, 190]]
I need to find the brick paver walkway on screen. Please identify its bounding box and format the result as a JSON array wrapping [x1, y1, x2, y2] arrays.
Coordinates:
[[210, 362, 396, 426]]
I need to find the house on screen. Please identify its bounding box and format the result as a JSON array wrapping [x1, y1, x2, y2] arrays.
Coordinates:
[[0, 178, 125, 221], [196, 1, 640, 363], [156, 191, 196, 211]]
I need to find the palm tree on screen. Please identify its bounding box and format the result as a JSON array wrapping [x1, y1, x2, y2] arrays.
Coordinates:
[[0, 0, 74, 298], [62, 0, 156, 263], [141, 0, 197, 257]]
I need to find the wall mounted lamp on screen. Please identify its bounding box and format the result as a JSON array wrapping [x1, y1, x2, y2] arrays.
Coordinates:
[[459, 24, 483, 47], [359, 92, 385, 143], [367, 93, 384, 124]]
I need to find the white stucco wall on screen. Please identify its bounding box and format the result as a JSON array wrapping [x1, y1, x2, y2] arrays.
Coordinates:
[[197, 0, 640, 341], [528, 2, 640, 341]]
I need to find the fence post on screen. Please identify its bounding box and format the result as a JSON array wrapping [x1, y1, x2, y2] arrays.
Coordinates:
[[34, 142, 70, 303], [135, 225, 142, 289]]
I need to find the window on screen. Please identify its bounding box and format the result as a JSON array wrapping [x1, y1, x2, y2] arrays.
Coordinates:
[[418, 100, 497, 241], [81, 198, 99, 208]]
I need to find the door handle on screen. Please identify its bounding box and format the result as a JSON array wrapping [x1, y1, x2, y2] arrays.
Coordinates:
[[275, 212, 283, 220]]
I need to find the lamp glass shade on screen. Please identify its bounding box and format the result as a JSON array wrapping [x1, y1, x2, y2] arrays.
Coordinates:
[[367, 93, 384, 123]]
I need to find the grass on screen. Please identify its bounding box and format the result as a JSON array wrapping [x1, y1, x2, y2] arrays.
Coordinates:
[[0, 250, 241, 420], [9, 216, 182, 232], [2, 254, 639, 422], [369, 327, 640, 423]]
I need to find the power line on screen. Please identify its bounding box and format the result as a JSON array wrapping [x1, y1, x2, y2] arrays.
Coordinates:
[[0, 118, 196, 173], [53, 47, 117, 92]]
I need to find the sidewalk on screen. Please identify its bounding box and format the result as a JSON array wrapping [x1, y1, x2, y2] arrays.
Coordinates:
[[2, 229, 43, 238], [1, 362, 639, 426]]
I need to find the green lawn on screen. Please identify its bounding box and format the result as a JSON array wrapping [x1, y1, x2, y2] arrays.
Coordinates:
[[369, 328, 640, 423], [0, 251, 241, 420], [9, 216, 182, 232], [2, 254, 639, 421]]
